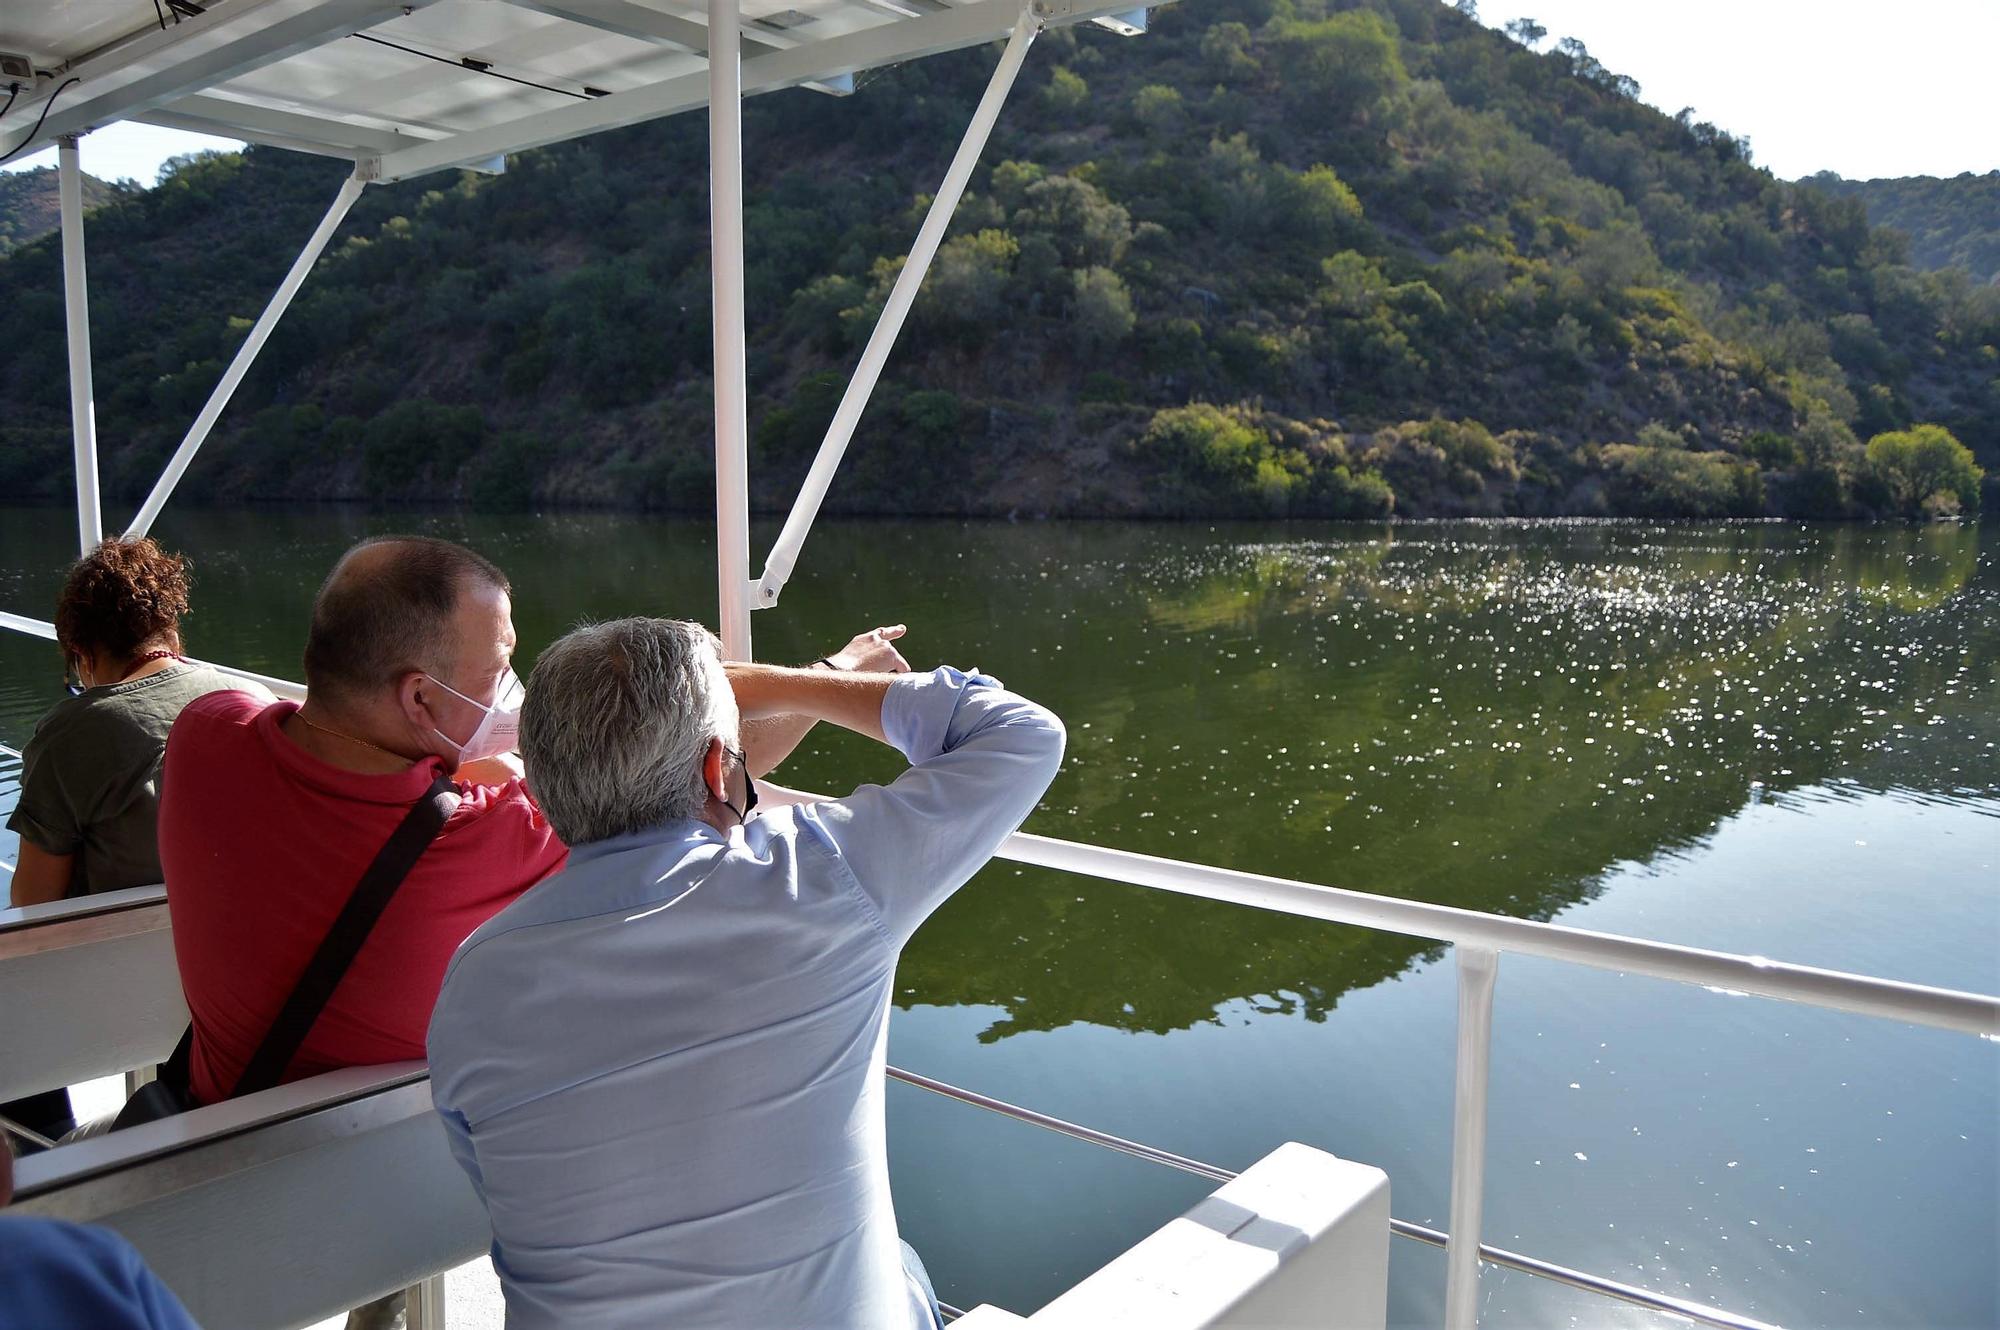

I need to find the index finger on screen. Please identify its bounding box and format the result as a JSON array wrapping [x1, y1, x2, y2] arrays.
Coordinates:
[[877, 624, 908, 640]]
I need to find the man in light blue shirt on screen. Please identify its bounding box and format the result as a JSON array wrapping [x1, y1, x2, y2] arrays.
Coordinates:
[[427, 618, 1064, 1329]]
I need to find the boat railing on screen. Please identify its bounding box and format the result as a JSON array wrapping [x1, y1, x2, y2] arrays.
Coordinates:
[[985, 830, 1995, 1328]]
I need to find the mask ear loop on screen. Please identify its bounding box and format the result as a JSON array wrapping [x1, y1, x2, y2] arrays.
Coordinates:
[[722, 746, 757, 825]]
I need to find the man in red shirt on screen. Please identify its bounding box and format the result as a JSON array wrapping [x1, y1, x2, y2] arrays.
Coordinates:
[[160, 535, 905, 1105], [159, 536, 563, 1104]]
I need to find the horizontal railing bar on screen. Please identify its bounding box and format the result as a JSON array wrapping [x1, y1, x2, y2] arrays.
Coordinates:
[[888, 1065, 1235, 1183], [996, 833, 1999, 1038], [0, 612, 304, 702], [887, 1065, 1781, 1330], [0, 612, 56, 642]]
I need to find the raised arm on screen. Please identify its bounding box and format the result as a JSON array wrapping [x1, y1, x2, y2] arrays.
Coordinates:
[[795, 667, 1066, 946], [726, 662, 901, 746], [735, 625, 910, 776]]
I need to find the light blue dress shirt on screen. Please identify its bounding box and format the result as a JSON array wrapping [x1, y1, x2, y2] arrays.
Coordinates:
[[428, 667, 1065, 1329]]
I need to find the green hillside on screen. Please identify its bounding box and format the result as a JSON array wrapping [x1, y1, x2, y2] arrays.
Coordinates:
[[0, 166, 118, 255], [1801, 171, 2000, 286], [0, 0, 1992, 519]]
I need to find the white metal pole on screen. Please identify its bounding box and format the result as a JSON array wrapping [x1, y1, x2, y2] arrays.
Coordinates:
[[709, 0, 753, 660], [1444, 946, 1499, 1330], [58, 136, 103, 555], [127, 173, 366, 539], [754, 8, 1040, 609]]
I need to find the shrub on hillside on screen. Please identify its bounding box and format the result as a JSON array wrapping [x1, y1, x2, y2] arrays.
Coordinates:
[[465, 431, 555, 511], [754, 371, 849, 466], [1271, 11, 1409, 121], [1130, 85, 1188, 137], [361, 399, 484, 498], [1200, 21, 1260, 81], [1601, 444, 1762, 517], [1131, 403, 1391, 518], [1742, 431, 1801, 468], [1364, 418, 1518, 513], [1071, 267, 1136, 352], [1012, 175, 1132, 269], [917, 229, 1019, 342], [1862, 424, 1983, 517], [1042, 67, 1089, 116]]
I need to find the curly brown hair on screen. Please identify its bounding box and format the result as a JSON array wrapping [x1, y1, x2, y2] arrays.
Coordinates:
[[54, 537, 192, 661]]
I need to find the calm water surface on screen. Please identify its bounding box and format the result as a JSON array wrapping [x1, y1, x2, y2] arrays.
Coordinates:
[[2, 511, 1994, 1328]]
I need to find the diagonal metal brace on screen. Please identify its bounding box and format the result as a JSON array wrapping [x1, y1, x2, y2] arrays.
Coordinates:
[[752, 6, 1042, 610]]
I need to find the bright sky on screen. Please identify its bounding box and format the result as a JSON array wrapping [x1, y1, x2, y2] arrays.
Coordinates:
[[4, 2, 1997, 186], [1, 122, 244, 186], [1480, 0, 2000, 179]]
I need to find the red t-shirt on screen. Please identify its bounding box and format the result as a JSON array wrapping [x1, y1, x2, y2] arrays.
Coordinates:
[[159, 691, 567, 1104]]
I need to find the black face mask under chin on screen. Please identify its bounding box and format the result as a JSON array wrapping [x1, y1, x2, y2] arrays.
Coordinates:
[[722, 746, 759, 825]]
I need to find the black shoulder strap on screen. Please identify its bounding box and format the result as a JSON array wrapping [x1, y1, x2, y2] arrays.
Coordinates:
[[230, 773, 462, 1099]]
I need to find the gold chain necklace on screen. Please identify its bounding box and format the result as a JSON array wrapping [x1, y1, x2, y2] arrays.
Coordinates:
[[295, 711, 409, 763]]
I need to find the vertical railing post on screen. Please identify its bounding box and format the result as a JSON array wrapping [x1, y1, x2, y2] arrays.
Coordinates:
[[1444, 945, 1499, 1330], [58, 135, 103, 556], [708, 0, 752, 660], [126, 173, 367, 540]]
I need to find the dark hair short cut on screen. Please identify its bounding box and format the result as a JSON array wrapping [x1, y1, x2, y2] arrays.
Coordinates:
[[302, 536, 509, 700], [55, 537, 192, 660]]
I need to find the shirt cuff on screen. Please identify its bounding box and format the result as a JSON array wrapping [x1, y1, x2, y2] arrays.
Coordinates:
[[880, 666, 1002, 765], [6, 803, 81, 856]]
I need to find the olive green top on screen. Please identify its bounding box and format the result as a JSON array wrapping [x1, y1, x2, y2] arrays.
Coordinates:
[[7, 662, 252, 896]]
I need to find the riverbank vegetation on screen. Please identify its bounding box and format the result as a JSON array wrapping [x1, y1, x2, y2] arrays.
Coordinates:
[[0, 0, 1991, 518]]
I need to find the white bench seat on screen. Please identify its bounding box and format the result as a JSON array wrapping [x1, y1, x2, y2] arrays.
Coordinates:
[[11, 1062, 489, 1330]]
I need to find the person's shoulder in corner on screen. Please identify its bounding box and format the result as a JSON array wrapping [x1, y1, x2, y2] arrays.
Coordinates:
[[0, 1216, 200, 1330], [185, 664, 275, 706], [176, 684, 274, 731]]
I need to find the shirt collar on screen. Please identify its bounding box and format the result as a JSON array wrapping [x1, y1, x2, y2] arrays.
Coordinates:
[[565, 816, 726, 866]]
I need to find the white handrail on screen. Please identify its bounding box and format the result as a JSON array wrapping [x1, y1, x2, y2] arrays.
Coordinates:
[[995, 831, 2000, 1037], [0, 612, 304, 702]]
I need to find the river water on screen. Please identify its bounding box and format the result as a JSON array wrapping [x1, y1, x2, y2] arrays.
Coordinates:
[[2, 511, 1994, 1328]]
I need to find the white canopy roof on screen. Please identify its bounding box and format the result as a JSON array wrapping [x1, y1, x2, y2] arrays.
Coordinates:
[[2, 0, 1142, 181]]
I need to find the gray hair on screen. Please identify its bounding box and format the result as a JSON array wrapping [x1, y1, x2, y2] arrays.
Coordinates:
[[520, 617, 740, 846]]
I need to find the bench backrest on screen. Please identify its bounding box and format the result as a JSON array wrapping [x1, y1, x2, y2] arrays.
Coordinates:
[[0, 885, 184, 1101], [11, 1061, 490, 1330]]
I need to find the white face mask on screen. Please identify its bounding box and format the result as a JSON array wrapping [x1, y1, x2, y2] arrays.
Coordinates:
[[425, 669, 524, 764]]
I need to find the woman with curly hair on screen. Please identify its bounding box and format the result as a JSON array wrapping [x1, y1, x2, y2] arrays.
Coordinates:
[[7, 537, 257, 908]]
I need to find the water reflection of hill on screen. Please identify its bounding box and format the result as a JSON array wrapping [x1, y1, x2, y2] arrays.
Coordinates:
[[889, 521, 1995, 1041], [0, 512, 1990, 1042]]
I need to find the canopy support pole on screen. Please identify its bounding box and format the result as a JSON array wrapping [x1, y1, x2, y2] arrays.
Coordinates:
[[59, 136, 103, 556], [127, 172, 367, 540], [752, 8, 1040, 610], [710, 0, 753, 659]]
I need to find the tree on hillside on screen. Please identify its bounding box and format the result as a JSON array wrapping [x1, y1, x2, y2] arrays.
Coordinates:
[[1504, 17, 1547, 48], [1863, 424, 1983, 517], [1272, 11, 1410, 122]]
